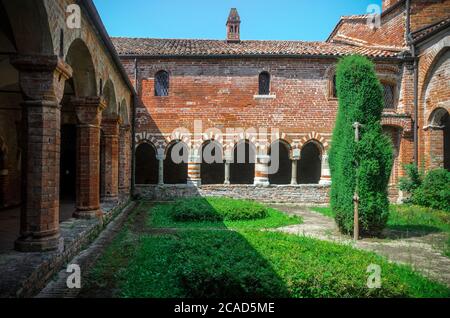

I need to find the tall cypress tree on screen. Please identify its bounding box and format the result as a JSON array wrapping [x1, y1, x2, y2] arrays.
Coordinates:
[[329, 55, 393, 236]]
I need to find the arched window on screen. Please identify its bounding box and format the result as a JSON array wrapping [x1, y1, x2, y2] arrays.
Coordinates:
[[332, 74, 338, 98], [201, 141, 225, 185], [382, 82, 395, 109], [258, 72, 270, 95], [298, 142, 322, 184], [155, 70, 169, 97], [135, 143, 158, 184]]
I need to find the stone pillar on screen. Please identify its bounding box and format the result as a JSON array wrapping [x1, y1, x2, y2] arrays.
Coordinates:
[[12, 55, 72, 252], [224, 148, 232, 185], [72, 96, 105, 219], [319, 153, 332, 185], [157, 148, 165, 185], [187, 148, 201, 186], [101, 116, 120, 203], [119, 124, 131, 200], [224, 161, 231, 185], [254, 153, 270, 187], [291, 160, 298, 185]]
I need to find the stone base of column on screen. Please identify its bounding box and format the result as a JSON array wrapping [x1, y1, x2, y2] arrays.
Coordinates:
[[254, 177, 270, 187], [101, 195, 119, 204], [187, 180, 201, 187], [15, 233, 63, 253], [319, 177, 332, 186], [73, 208, 102, 220]]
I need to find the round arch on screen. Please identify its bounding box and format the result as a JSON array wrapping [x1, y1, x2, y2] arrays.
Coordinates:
[[103, 79, 118, 118], [164, 140, 188, 184], [230, 140, 256, 185], [298, 141, 322, 184], [119, 99, 130, 125], [1, 0, 53, 54], [269, 139, 292, 185], [135, 142, 158, 185], [201, 140, 224, 185], [65, 38, 97, 97]]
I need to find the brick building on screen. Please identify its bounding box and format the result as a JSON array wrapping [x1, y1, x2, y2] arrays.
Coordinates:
[[113, 0, 449, 203], [0, 0, 134, 253], [0, 0, 448, 256]]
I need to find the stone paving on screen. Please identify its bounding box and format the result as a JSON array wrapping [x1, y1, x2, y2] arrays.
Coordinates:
[[270, 204, 450, 288], [0, 201, 133, 298]]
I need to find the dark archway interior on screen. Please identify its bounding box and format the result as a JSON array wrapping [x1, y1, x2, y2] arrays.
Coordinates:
[[201, 141, 224, 185], [135, 143, 158, 184], [164, 142, 188, 184], [59, 124, 77, 200], [230, 141, 255, 185], [298, 143, 321, 184], [269, 141, 291, 185], [443, 113, 450, 171], [99, 130, 106, 200], [0, 146, 6, 207]]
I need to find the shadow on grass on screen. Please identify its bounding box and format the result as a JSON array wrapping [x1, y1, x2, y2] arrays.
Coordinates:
[[81, 198, 450, 298], [383, 224, 443, 240]]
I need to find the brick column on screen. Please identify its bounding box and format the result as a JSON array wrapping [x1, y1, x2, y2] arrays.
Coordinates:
[[254, 153, 270, 187], [119, 124, 131, 200], [72, 97, 105, 219], [319, 153, 332, 185], [187, 148, 201, 186], [12, 55, 72, 252], [101, 117, 120, 202]]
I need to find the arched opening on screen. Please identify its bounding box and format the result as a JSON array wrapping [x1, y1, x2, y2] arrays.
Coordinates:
[[59, 79, 77, 221], [99, 129, 106, 200], [444, 113, 450, 171], [135, 143, 158, 184], [428, 108, 450, 171], [269, 140, 291, 185], [230, 140, 255, 185], [164, 141, 188, 184], [100, 80, 119, 202], [383, 126, 401, 184], [201, 141, 224, 185], [0, 140, 7, 208], [65, 39, 97, 97], [298, 142, 322, 184]]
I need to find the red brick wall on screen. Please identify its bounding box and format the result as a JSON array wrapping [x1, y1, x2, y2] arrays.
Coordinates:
[[410, 0, 450, 32]]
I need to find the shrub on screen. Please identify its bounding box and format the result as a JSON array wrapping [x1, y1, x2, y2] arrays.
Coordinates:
[[399, 164, 423, 195], [413, 169, 450, 212], [329, 55, 393, 236], [168, 197, 269, 222]]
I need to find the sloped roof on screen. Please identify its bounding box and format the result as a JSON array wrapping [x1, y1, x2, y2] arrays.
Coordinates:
[[112, 37, 401, 58]]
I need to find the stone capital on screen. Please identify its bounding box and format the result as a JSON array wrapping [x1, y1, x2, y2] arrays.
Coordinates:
[[102, 115, 121, 136], [72, 96, 106, 126], [11, 54, 72, 103]]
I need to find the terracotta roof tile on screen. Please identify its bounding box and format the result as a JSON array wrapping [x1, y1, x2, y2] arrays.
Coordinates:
[[111, 37, 401, 58]]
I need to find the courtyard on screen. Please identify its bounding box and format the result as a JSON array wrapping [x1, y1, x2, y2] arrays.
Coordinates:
[[35, 198, 450, 298]]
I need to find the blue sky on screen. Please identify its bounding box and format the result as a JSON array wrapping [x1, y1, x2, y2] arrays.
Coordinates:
[[93, 0, 382, 41]]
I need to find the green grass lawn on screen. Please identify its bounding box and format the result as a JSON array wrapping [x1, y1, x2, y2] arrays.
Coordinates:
[[148, 198, 302, 230], [310, 205, 450, 257], [81, 199, 450, 298]]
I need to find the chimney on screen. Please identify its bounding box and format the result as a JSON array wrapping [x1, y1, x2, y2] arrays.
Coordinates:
[[226, 8, 241, 43]]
